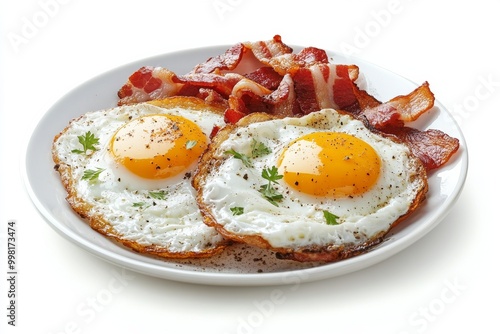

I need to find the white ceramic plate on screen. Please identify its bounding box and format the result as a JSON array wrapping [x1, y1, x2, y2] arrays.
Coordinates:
[[23, 45, 468, 286]]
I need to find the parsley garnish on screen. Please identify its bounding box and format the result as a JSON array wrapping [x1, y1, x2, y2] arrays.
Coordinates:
[[259, 185, 283, 206], [82, 168, 105, 182], [225, 140, 271, 168], [72, 131, 100, 155], [251, 139, 271, 158], [148, 190, 167, 200], [261, 166, 283, 184], [133, 202, 148, 208], [259, 166, 284, 206], [230, 207, 244, 215], [186, 140, 197, 149], [225, 149, 252, 167], [323, 210, 340, 225]]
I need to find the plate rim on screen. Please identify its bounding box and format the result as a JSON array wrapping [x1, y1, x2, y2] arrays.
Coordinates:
[[22, 44, 469, 286]]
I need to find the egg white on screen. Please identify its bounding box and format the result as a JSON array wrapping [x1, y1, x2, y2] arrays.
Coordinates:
[[200, 109, 427, 249], [53, 103, 226, 253]]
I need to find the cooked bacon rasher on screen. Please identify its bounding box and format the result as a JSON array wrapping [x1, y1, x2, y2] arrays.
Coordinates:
[[116, 35, 459, 171]]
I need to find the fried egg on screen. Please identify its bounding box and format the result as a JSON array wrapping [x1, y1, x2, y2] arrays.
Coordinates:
[[194, 109, 428, 262], [52, 97, 227, 258]]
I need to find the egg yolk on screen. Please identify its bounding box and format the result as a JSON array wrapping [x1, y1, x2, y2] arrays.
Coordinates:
[[277, 132, 381, 197], [110, 114, 208, 179]]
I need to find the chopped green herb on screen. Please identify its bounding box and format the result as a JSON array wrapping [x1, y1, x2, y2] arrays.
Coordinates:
[[259, 184, 283, 206], [261, 166, 283, 184], [230, 207, 244, 215], [148, 190, 167, 201], [185, 140, 197, 149], [133, 202, 147, 208], [251, 139, 271, 158], [72, 131, 100, 154], [224, 149, 252, 167], [259, 166, 284, 206], [323, 210, 340, 225], [224, 140, 270, 168], [82, 168, 105, 182]]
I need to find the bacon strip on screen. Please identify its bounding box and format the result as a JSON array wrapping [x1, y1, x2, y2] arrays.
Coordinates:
[[228, 78, 273, 114], [174, 73, 243, 97], [267, 46, 330, 76], [293, 66, 320, 114], [362, 104, 404, 129], [243, 35, 293, 68], [385, 81, 435, 122], [353, 86, 382, 110], [265, 74, 297, 118], [226, 74, 296, 119], [357, 81, 457, 170], [360, 82, 434, 127], [244, 67, 283, 90], [190, 43, 245, 74], [333, 64, 360, 113], [117, 66, 182, 105], [293, 63, 360, 114], [294, 47, 329, 67], [384, 126, 460, 171]]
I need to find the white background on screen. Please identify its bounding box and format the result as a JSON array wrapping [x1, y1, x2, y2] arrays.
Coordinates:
[[1, 0, 498, 333]]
